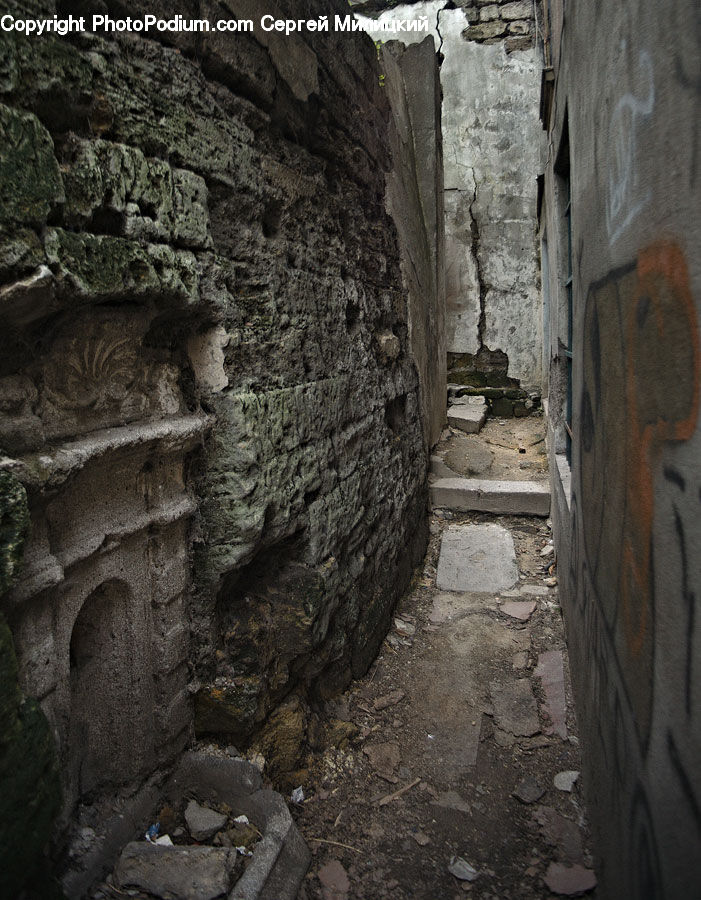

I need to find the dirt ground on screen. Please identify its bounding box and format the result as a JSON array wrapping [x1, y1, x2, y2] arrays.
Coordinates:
[[292, 417, 598, 900]]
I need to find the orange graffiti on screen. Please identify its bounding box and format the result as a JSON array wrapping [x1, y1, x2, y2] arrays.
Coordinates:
[[621, 241, 700, 657]]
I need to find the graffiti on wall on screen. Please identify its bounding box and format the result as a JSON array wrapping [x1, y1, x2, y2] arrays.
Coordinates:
[[605, 50, 655, 244], [571, 239, 701, 894]]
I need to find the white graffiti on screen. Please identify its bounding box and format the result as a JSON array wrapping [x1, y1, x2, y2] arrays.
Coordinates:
[[606, 51, 655, 244]]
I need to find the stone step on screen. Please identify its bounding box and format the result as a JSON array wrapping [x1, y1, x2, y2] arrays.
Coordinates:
[[430, 476, 550, 517]]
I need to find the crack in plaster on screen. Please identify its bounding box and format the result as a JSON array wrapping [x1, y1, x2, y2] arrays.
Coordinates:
[[467, 167, 488, 350]]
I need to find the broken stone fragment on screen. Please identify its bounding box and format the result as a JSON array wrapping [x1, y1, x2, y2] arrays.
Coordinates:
[[500, 600, 536, 621], [431, 790, 472, 814], [490, 679, 540, 737], [543, 862, 597, 896], [533, 806, 584, 863], [534, 650, 568, 740], [512, 775, 545, 804], [318, 859, 350, 899], [373, 689, 406, 711], [553, 770, 580, 792], [115, 843, 236, 900], [184, 799, 228, 842], [364, 741, 401, 777], [447, 403, 487, 435], [448, 856, 479, 881], [394, 617, 415, 636]]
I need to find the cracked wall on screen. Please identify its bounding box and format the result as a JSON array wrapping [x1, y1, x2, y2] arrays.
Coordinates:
[[0, 0, 430, 865], [356, 1, 544, 389]]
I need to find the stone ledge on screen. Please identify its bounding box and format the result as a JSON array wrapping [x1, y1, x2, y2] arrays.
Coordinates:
[[3, 414, 213, 491], [430, 476, 550, 516]]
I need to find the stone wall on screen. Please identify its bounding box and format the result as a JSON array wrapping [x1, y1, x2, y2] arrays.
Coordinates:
[[357, 2, 544, 391], [0, 470, 62, 899], [460, 0, 535, 53], [382, 36, 446, 448], [0, 0, 429, 850], [542, 0, 701, 895]]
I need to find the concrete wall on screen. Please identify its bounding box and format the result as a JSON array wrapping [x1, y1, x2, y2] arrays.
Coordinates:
[[382, 36, 446, 448], [0, 0, 429, 844], [542, 0, 701, 895], [357, 1, 543, 389]]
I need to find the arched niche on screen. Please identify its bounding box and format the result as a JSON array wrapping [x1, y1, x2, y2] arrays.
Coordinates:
[[68, 579, 153, 798]]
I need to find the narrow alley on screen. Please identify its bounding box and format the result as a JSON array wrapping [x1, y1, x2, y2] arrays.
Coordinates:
[[1, 0, 700, 898], [291, 412, 597, 900]]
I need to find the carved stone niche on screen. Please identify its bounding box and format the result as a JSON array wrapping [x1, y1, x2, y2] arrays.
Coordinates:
[[4, 415, 208, 819], [0, 307, 186, 456]]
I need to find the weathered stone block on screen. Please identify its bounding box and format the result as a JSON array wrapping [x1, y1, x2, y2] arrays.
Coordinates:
[[464, 20, 508, 40], [436, 523, 519, 592], [43, 229, 199, 307], [505, 35, 534, 52], [448, 402, 487, 434], [0, 104, 63, 227], [492, 396, 515, 417], [508, 19, 532, 35], [500, 0, 532, 20], [480, 4, 501, 21]]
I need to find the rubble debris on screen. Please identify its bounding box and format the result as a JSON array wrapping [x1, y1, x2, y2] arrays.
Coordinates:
[[184, 800, 227, 842], [115, 843, 236, 900], [394, 617, 416, 636], [374, 689, 406, 711], [490, 679, 540, 736], [448, 856, 479, 881], [500, 600, 537, 621], [533, 807, 584, 863], [553, 770, 580, 792], [376, 777, 421, 807], [364, 742, 401, 778], [534, 651, 568, 739], [431, 790, 472, 814], [544, 862, 597, 895], [512, 776, 546, 804], [318, 859, 350, 899]]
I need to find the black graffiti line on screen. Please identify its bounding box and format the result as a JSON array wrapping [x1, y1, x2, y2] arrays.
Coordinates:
[[663, 465, 686, 492], [672, 504, 695, 717], [667, 729, 701, 830]]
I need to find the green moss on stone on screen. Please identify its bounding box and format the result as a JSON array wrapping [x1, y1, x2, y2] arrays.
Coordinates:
[[43, 229, 199, 306], [0, 469, 29, 597]]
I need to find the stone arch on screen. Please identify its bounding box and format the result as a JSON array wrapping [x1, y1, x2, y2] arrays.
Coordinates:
[[68, 579, 153, 798]]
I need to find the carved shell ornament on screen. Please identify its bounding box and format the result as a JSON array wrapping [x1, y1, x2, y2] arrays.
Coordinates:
[[42, 315, 145, 413]]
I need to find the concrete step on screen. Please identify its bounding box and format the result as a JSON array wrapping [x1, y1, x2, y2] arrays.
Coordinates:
[[430, 476, 550, 517]]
